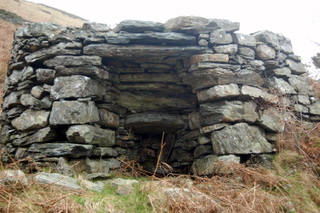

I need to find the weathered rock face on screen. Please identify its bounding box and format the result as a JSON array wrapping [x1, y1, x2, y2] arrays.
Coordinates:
[[211, 123, 273, 154], [49, 101, 100, 125], [1, 17, 319, 175]]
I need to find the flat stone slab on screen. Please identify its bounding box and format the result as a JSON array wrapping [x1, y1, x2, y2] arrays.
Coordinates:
[[25, 42, 81, 63], [197, 83, 240, 102], [183, 68, 263, 91], [44, 56, 102, 67], [124, 112, 185, 134], [13, 127, 57, 146], [82, 22, 111, 32], [119, 73, 180, 83], [114, 20, 164, 33], [28, 143, 93, 158], [83, 44, 206, 58], [66, 125, 115, 146], [49, 101, 100, 125], [211, 123, 273, 154], [56, 66, 112, 80], [116, 91, 197, 112], [104, 32, 196, 45], [31, 172, 82, 190], [117, 83, 191, 93], [186, 54, 229, 66]]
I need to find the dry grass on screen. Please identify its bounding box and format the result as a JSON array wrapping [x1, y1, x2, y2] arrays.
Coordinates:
[[0, 177, 86, 212], [147, 168, 290, 213], [0, 19, 17, 109], [310, 78, 320, 99]]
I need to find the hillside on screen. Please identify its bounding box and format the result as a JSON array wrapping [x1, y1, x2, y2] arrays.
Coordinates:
[[0, 0, 86, 27], [0, 0, 87, 106]]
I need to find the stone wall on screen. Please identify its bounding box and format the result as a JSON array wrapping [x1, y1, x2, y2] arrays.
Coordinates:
[[1, 16, 319, 175]]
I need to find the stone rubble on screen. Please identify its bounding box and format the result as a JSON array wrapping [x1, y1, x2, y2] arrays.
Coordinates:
[[1, 16, 319, 175]]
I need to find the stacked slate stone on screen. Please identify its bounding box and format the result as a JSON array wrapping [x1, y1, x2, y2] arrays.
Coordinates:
[[1, 16, 319, 175]]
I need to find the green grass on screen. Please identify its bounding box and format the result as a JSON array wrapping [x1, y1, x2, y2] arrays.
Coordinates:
[[72, 181, 153, 213]]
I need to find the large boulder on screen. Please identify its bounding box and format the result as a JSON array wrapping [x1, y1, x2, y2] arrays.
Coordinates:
[[15, 22, 66, 38], [191, 154, 240, 175], [258, 108, 285, 132], [66, 125, 115, 147], [164, 16, 209, 32], [50, 75, 105, 100], [253, 30, 293, 53], [12, 109, 50, 131], [211, 123, 273, 154], [256, 44, 276, 60], [200, 101, 258, 126], [30, 173, 82, 190], [49, 101, 100, 125]]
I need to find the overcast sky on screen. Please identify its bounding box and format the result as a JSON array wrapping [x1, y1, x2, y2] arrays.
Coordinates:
[[28, 0, 320, 69]]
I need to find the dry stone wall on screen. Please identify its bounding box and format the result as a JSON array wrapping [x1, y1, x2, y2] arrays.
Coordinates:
[[1, 16, 319, 175]]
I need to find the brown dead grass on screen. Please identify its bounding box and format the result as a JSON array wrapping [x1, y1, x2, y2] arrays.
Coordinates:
[[0, 19, 16, 80], [0, 19, 17, 109], [147, 166, 290, 213], [0, 177, 86, 212]]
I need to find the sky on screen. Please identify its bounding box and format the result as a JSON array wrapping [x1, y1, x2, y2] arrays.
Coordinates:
[[28, 0, 320, 75]]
